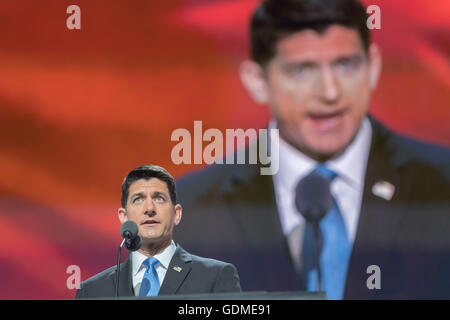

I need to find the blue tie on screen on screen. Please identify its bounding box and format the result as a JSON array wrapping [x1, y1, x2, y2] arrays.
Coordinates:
[[139, 257, 160, 297], [301, 164, 352, 300]]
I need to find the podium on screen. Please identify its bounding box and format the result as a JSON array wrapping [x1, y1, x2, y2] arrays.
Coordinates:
[[112, 291, 327, 300], [83, 292, 326, 318]]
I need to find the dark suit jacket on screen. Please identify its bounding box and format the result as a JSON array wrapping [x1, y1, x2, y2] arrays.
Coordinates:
[[75, 245, 241, 298], [174, 116, 450, 299]]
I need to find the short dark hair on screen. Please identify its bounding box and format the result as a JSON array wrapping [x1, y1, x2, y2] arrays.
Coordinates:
[[121, 164, 177, 208], [250, 0, 370, 66]]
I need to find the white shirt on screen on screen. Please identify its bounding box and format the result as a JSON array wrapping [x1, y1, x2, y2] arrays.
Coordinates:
[[271, 117, 372, 271], [131, 240, 177, 296]]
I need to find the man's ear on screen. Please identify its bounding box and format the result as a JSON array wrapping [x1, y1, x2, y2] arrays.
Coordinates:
[[368, 43, 382, 90], [239, 59, 269, 104], [173, 204, 182, 226], [118, 207, 128, 224]]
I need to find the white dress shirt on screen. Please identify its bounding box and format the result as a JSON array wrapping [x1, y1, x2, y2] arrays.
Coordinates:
[[131, 240, 177, 296], [272, 117, 372, 271]]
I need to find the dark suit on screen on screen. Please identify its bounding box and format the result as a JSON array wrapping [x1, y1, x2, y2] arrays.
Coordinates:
[[174, 116, 450, 299], [75, 245, 241, 298]]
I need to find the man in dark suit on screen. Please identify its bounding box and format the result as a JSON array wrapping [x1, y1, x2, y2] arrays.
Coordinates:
[[174, 0, 450, 299], [75, 165, 241, 298]]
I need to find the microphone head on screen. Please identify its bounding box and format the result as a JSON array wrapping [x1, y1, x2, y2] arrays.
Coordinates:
[[295, 172, 333, 222], [125, 235, 142, 252], [120, 220, 139, 240]]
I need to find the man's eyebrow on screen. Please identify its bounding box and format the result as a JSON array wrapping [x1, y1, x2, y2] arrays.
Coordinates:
[[332, 53, 364, 63], [282, 60, 318, 67], [130, 191, 145, 199], [129, 190, 168, 200], [281, 53, 364, 66], [152, 191, 168, 198]]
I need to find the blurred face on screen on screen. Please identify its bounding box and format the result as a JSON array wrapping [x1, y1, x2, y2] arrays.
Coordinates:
[[118, 178, 182, 251], [240, 25, 381, 161]]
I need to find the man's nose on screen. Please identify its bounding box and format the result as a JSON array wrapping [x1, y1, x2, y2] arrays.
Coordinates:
[[144, 199, 156, 215], [316, 66, 341, 104]]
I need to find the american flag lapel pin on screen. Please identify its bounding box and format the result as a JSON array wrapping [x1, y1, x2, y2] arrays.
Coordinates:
[[173, 266, 182, 272], [372, 180, 395, 201]]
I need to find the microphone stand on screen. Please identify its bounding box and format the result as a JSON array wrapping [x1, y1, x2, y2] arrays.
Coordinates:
[[115, 239, 126, 298], [312, 221, 323, 292]]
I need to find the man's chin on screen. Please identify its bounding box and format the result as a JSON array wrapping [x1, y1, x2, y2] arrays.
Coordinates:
[[299, 141, 349, 162], [141, 235, 171, 245], [300, 129, 357, 160], [141, 235, 161, 242], [281, 127, 352, 161]]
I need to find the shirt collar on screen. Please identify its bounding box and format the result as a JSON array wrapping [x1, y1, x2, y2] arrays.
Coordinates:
[[132, 240, 177, 276], [273, 117, 372, 190]]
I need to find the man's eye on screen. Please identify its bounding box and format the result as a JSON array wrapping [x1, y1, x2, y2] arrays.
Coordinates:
[[336, 57, 361, 72], [155, 196, 165, 202], [133, 197, 142, 203], [285, 64, 312, 77], [293, 66, 307, 75]]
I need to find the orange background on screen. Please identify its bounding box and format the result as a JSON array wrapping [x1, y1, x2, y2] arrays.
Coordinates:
[[0, 0, 449, 299]]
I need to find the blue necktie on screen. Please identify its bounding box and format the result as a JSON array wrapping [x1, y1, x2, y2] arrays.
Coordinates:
[[301, 164, 352, 300], [139, 257, 160, 297]]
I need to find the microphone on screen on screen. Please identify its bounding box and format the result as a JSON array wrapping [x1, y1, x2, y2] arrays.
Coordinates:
[[295, 171, 333, 292]]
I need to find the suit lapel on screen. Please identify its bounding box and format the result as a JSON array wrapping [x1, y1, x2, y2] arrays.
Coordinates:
[[112, 257, 135, 297], [345, 118, 413, 299], [221, 163, 301, 290], [159, 246, 192, 295], [225, 164, 284, 247]]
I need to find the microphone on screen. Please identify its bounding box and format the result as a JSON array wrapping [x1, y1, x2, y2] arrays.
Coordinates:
[[295, 172, 333, 292], [120, 221, 142, 251], [116, 221, 142, 297], [295, 172, 332, 222], [120, 220, 138, 239]]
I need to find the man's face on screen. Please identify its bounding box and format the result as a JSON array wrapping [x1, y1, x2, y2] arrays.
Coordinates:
[[118, 178, 182, 246], [243, 25, 381, 160]]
